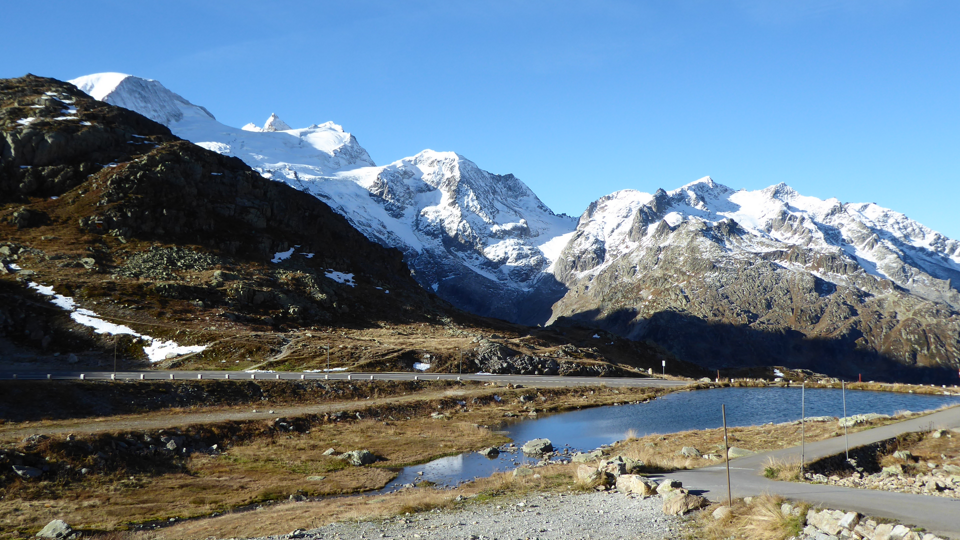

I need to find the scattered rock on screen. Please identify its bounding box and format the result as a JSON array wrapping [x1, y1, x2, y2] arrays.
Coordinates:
[[727, 447, 754, 459], [521, 438, 553, 456], [572, 450, 603, 463], [656, 479, 682, 495], [513, 467, 534, 478], [712, 505, 733, 521], [479, 447, 500, 458], [893, 450, 914, 461], [615, 474, 658, 497], [322, 448, 337, 456], [662, 491, 707, 516], [36, 519, 73, 539], [678, 446, 702, 458], [338, 450, 377, 466]]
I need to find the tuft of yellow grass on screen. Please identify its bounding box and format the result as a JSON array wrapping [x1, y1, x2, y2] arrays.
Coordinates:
[[695, 494, 807, 540], [762, 456, 802, 482]]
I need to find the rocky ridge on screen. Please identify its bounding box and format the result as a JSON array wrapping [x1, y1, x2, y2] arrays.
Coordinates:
[[67, 73, 960, 382], [1, 74, 689, 378], [548, 178, 960, 382], [69, 73, 577, 325]]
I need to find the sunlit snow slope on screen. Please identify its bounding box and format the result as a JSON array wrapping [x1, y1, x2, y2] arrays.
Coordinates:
[[71, 73, 576, 323], [554, 176, 960, 308]]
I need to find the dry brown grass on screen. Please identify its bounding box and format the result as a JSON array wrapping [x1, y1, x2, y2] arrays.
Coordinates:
[[762, 456, 802, 482], [157, 463, 577, 540], [612, 412, 926, 472], [695, 494, 808, 540], [0, 384, 657, 538]]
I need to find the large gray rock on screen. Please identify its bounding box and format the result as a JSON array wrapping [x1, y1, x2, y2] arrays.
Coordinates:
[[572, 450, 603, 463], [656, 478, 683, 495], [726, 447, 754, 459], [615, 474, 658, 497], [479, 447, 500, 458], [521, 438, 553, 456], [808, 509, 844, 536], [338, 449, 377, 466], [598, 456, 628, 477], [838, 511, 861, 531], [576, 464, 614, 487], [36, 519, 73, 539], [662, 491, 707, 516], [679, 446, 702, 458]]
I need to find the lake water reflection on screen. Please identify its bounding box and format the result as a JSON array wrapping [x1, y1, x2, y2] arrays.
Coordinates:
[[382, 386, 960, 491]]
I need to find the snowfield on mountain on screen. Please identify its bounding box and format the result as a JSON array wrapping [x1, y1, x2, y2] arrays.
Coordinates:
[[69, 72, 960, 381]]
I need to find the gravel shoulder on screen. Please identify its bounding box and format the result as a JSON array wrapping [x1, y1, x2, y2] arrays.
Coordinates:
[[284, 491, 686, 540]]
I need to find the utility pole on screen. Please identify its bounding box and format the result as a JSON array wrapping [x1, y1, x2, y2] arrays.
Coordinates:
[[843, 380, 849, 461], [459, 348, 463, 375], [722, 404, 732, 506], [113, 336, 118, 376], [801, 381, 806, 479], [324, 345, 330, 373]]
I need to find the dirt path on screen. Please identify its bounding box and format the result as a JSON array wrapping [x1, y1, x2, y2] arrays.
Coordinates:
[[0, 387, 479, 441]]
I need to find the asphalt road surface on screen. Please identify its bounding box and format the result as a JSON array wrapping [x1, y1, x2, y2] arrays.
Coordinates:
[[665, 405, 960, 538], [0, 370, 692, 388]]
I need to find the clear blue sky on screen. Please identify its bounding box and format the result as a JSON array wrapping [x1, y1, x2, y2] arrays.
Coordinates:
[[4, 1, 958, 239]]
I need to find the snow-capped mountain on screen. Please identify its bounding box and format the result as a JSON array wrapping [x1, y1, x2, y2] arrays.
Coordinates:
[[69, 72, 960, 380], [554, 177, 960, 308], [548, 177, 960, 379], [70, 73, 576, 321]]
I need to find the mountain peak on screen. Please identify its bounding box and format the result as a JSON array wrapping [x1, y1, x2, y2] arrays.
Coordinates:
[[69, 72, 215, 125], [263, 113, 292, 132], [69, 72, 131, 101]]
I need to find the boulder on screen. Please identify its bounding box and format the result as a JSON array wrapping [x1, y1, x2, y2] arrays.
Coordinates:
[[576, 464, 614, 486], [712, 506, 733, 521], [893, 450, 914, 461], [13, 465, 42, 479], [322, 447, 337, 456], [338, 450, 377, 466], [598, 456, 628, 477], [838, 511, 861, 531], [662, 492, 708, 516], [881, 464, 903, 476], [615, 474, 658, 497], [808, 509, 844, 536], [727, 447, 754, 459], [572, 450, 603, 463], [479, 447, 500, 458], [521, 438, 553, 456], [656, 478, 683, 495], [679, 446, 702, 458], [36, 520, 73, 539], [512, 467, 534, 478]]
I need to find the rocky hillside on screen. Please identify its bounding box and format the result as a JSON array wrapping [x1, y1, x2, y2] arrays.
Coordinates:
[[69, 73, 577, 324], [0, 74, 688, 378], [548, 179, 960, 383]]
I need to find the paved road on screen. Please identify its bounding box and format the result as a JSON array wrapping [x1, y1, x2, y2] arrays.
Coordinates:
[[665, 406, 960, 538], [0, 370, 692, 389]]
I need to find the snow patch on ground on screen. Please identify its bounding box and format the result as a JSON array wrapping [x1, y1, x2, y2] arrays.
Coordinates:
[[413, 362, 431, 371], [271, 247, 296, 263], [325, 270, 355, 287], [27, 282, 206, 362]]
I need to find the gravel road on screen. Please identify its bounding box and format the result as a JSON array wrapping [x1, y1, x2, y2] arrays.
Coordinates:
[[268, 491, 686, 540]]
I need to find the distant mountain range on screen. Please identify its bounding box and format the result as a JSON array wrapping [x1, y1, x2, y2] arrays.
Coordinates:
[[69, 73, 960, 381]]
